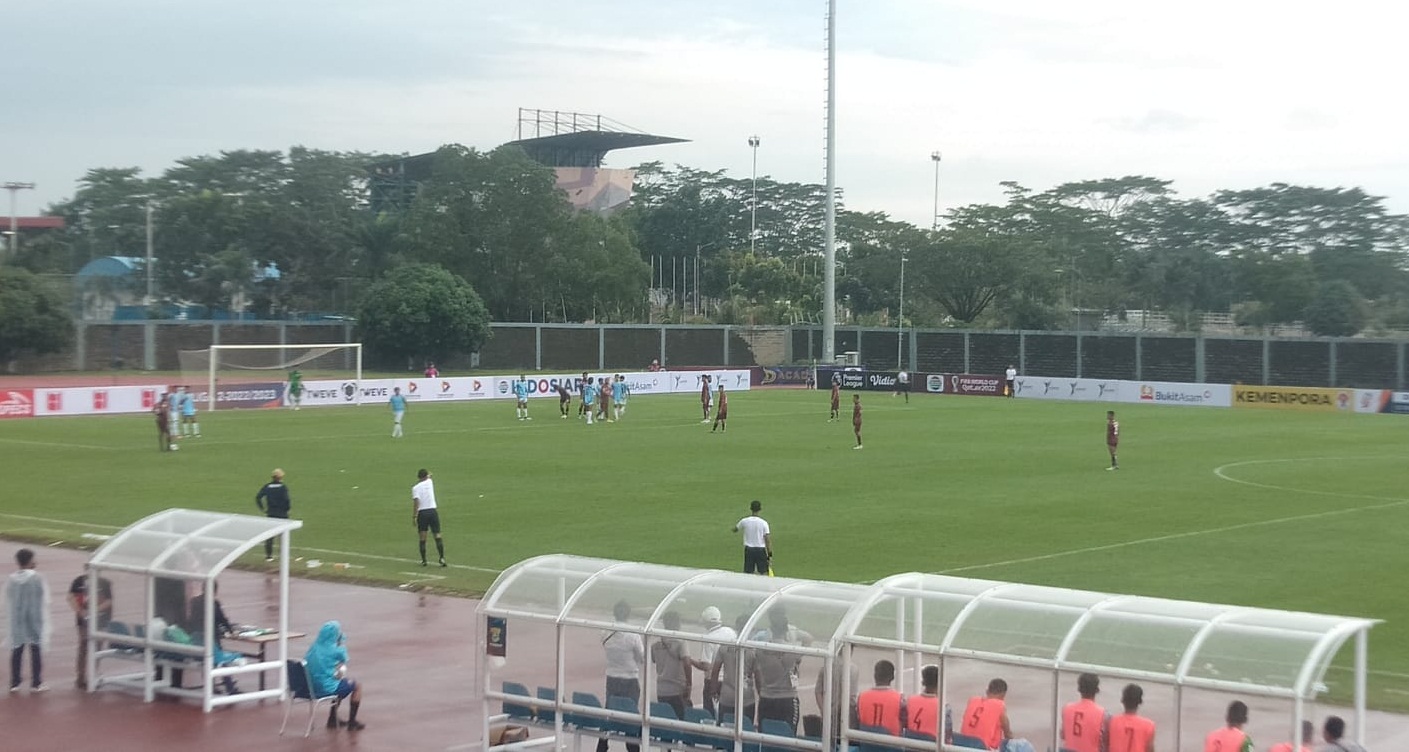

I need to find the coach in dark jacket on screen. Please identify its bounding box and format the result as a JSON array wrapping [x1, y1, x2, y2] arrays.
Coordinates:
[[255, 468, 291, 561]]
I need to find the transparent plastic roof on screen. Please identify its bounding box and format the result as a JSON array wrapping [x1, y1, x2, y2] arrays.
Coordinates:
[[481, 557, 1378, 697], [88, 509, 303, 578]]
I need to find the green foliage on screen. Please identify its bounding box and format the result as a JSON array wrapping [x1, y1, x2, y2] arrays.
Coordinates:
[[1304, 280, 1367, 336], [355, 263, 491, 364], [0, 267, 73, 364]]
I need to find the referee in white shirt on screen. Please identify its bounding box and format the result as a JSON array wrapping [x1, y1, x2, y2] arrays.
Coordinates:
[[733, 500, 772, 575], [411, 468, 446, 567]]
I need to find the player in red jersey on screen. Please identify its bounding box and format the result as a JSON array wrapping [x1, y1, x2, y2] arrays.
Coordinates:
[[852, 394, 863, 450], [829, 378, 841, 421], [1106, 411, 1119, 470], [155, 392, 173, 452], [712, 385, 728, 433]]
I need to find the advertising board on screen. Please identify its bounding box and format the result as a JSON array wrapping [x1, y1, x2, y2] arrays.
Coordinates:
[[1232, 386, 1354, 412], [1012, 377, 1121, 402], [1129, 381, 1231, 408]]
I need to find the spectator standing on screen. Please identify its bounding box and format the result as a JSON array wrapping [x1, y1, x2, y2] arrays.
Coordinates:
[[255, 468, 291, 562], [1005, 365, 1017, 397], [1060, 673, 1108, 752], [1106, 684, 1155, 752], [598, 601, 643, 752], [305, 620, 366, 731], [710, 615, 756, 726], [67, 571, 112, 689], [733, 500, 772, 575], [424, 362, 438, 378], [7, 549, 50, 693], [752, 608, 811, 734]]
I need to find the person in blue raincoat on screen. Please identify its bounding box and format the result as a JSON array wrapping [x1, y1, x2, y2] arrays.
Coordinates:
[[305, 620, 366, 731]]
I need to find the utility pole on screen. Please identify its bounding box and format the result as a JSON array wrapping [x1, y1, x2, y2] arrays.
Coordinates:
[[4, 182, 36, 256], [896, 253, 907, 369]]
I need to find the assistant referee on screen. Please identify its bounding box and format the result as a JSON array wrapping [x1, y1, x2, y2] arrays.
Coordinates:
[[412, 468, 446, 567]]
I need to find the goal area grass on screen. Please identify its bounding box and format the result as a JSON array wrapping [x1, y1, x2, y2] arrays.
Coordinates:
[[1, 389, 1406, 706]]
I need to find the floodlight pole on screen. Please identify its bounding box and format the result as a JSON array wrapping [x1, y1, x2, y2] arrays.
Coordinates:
[[896, 253, 906, 369], [748, 135, 760, 258], [4, 182, 36, 256], [145, 201, 156, 306], [930, 152, 942, 231], [822, 0, 838, 364]]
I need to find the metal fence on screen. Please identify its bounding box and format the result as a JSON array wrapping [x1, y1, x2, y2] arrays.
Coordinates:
[[37, 322, 1409, 389]]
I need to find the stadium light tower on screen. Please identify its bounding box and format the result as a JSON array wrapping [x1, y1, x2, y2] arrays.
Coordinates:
[[4, 182, 36, 256], [748, 135, 761, 257], [896, 252, 907, 369], [930, 152, 942, 230], [822, 0, 838, 364]]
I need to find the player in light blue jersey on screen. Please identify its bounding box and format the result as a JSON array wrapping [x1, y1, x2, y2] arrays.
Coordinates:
[[167, 387, 183, 442], [389, 387, 407, 438], [179, 386, 200, 437], [513, 375, 532, 421], [583, 380, 598, 425], [612, 375, 629, 421]]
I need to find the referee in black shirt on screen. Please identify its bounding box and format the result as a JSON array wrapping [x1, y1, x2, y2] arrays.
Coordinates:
[[255, 468, 292, 561]]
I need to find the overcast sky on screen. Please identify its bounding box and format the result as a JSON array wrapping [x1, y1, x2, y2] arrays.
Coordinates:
[[6, 0, 1409, 227]]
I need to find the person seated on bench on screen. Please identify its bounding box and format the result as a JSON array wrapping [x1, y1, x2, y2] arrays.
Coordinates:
[[959, 678, 1035, 752], [186, 583, 241, 694], [306, 620, 366, 731], [855, 659, 903, 735], [904, 665, 948, 742], [1060, 673, 1108, 752], [157, 618, 242, 695]]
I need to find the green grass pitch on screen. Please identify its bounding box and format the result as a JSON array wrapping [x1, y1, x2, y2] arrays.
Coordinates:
[[1, 389, 1406, 705]]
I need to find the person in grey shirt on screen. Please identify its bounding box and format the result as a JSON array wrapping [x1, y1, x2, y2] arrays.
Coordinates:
[[599, 600, 643, 752], [752, 607, 813, 733], [651, 611, 692, 718], [1321, 715, 1369, 752]]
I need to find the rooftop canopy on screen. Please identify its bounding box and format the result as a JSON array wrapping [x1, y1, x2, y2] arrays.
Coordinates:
[[482, 556, 1375, 698]]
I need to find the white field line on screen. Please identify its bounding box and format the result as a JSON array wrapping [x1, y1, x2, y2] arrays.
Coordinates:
[[0, 437, 114, 450]]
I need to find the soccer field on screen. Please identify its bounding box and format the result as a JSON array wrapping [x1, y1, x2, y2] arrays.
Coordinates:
[[1, 389, 1406, 705]]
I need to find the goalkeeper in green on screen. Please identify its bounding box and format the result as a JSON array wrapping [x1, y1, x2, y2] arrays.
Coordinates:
[[288, 369, 304, 410]]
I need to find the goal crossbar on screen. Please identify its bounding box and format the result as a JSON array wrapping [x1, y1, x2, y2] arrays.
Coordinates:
[[181, 343, 363, 410]]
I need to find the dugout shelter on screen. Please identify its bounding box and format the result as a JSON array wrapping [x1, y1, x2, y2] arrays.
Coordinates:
[[477, 555, 1377, 752], [83, 508, 302, 712]]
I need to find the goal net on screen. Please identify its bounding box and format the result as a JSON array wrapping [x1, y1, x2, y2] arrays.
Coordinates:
[[178, 343, 363, 410]]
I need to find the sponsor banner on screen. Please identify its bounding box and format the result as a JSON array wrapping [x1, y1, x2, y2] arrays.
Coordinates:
[[1013, 376, 1121, 402], [1385, 391, 1409, 414], [1129, 381, 1230, 408], [760, 366, 813, 386], [0, 389, 36, 419], [816, 368, 900, 392], [1233, 386, 1355, 412], [1355, 389, 1389, 414], [203, 382, 285, 410], [34, 385, 160, 417], [942, 373, 1007, 397], [299, 379, 392, 407], [925, 373, 946, 393]]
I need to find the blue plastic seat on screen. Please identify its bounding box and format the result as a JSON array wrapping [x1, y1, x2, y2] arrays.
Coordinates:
[[650, 701, 681, 742], [503, 681, 535, 721], [950, 733, 992, 750], [606, 695, 641, 737], [536, 686, 557, 724], [567, 691, 604, 730]]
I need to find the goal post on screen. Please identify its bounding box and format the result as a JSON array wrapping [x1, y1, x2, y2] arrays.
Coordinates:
[[178, 343, 363, 410]]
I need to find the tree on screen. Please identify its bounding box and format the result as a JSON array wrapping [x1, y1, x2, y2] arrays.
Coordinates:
[[0, 268, 73, 367], [355, 263, 491, 365], [1304, 280, 1367, 337]]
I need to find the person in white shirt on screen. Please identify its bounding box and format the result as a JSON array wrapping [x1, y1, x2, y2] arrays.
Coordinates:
[[896, 370, 910, 403], [599, 600, 644, 752], [1005, 365, 1018, 398], [733, 500, 772, 575], [692, 606, 737, 716], [411, 468, 446, 567]]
